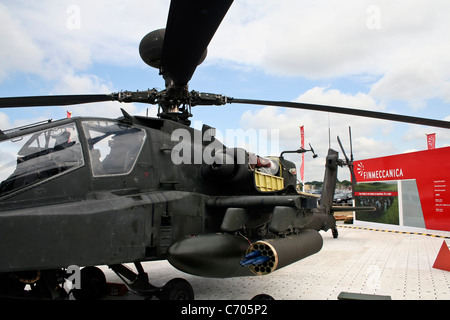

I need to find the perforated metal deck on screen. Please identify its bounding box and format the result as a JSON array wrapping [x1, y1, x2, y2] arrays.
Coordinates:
[[100, 222, 450, 300]]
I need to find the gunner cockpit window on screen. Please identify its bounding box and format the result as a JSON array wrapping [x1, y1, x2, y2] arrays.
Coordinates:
[[82, 121, 146, 177], [0, 123, 84, 196]]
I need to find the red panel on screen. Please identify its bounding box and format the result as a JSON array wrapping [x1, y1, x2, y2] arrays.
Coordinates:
[[354, 147, 450, 231]]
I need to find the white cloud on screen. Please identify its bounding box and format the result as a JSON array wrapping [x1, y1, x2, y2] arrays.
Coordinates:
[[210, 0, 450, 108], [47, 71, 158, 120], [402, 126, 450, 150], [0, 3, 45, 80], [0, 0, 166, 123], [238, 86, 398, 181], [0, 112, 10, 130], [51, 73, 111, 95], [0, 1, 169, 87], [4, 0, 450, 109], [369, 47, 450, 109]]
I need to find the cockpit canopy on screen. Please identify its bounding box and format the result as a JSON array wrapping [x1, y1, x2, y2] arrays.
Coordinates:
[[82, 120, 146, 177], [0, 120, 146, 197]]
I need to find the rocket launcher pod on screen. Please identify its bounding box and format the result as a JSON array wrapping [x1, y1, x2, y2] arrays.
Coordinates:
[[167, 229, 323, 278], [239, 251, 271, 266], [244, 229, 323, 275]]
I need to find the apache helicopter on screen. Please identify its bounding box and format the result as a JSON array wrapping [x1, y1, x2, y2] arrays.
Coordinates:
[[1, 0, 449, 300]]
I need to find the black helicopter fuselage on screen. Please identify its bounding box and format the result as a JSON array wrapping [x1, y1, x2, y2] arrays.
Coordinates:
[[0, 114, 331, 278], [0, 0, 442, 300]]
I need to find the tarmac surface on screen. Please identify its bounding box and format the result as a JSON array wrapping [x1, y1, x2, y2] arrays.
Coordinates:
[[99, 221, 450, 300]]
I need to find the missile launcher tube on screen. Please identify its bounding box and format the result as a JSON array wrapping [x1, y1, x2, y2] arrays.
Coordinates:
[[167, 229, 323, 278]]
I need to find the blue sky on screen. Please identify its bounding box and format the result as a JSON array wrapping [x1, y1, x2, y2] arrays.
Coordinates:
[[1, 0, 450, 182]]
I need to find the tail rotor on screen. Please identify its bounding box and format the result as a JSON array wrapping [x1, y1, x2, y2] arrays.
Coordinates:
[[337, 127, 357, 194]]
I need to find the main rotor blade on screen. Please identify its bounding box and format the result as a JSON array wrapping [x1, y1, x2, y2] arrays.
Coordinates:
[[229, 98, 450, 129], [161, 0, 233, 86], [0, 94, 114, 108]]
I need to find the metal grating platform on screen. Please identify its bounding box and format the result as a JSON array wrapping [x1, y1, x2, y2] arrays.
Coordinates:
[[99, 222, 450, 300]]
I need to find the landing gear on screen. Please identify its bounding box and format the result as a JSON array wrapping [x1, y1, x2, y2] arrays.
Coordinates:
[[109, 263, 194, 300], [0, 269, 68, 300], [332, 227, 339, 238], [72, 266, 106, 300], [0, 263, 194, 300], [251, 293, 275, 300], [159, 278, 194, 300]]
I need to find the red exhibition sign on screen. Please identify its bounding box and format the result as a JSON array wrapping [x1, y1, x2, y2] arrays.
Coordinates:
[[353, 147, 450, 231]]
